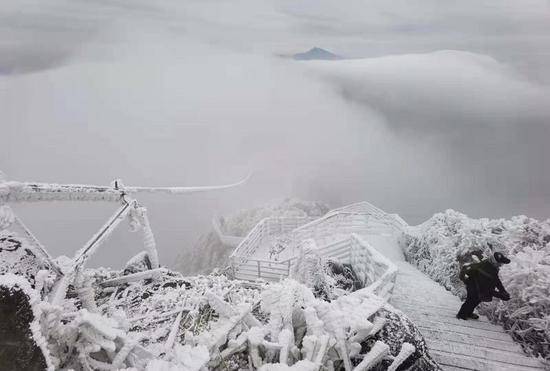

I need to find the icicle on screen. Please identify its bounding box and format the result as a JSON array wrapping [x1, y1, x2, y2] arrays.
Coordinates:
[[387, 342, 415, 371], [349, 317, 383, 343], [335, 340, 352, 371], [165, 309, 185, 350], [352, 341, 389, 371], [248, 326, 266, 368], [137, 206, 160, 269], [367, 317, 386, 337], [278, 328, 293, 365], [111, 338, 138, 369], [206, 291, 237, 318], [75, 273, 99, 313], [312, 334, 330, 367], [220, 332, 248, 360], [301, 335, 317, 361]]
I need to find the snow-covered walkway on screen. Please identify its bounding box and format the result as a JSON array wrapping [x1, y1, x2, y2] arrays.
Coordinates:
[[365, 234, 544, 371], [231, 202, 545, 370]]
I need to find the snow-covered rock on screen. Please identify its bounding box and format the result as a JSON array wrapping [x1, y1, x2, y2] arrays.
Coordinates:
[[0, 274, 54, 370], [0, 231, 52, 287]]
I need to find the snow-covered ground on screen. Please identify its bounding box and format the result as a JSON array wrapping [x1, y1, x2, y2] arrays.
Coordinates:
[[0, 199, 442, 370], [1, 198, 547, 370]]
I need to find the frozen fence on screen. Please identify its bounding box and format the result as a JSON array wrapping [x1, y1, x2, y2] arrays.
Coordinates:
[[231, 233, 398, 301], [229, 202, 407, 269], [229, 216, 316, 264], [0, 174, 251, 308]]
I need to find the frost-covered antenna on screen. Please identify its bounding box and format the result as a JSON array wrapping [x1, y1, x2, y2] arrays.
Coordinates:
[[0, 172, 251, 304]]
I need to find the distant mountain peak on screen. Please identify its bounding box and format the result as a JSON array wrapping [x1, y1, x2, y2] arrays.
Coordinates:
[[293, 47, 343, 61]]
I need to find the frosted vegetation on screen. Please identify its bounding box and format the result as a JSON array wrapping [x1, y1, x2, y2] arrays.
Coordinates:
[[0, 231, 438, 370], [0, 199, 440, 370], [4, 196, 546, 369], [401, 210, 550, 362]]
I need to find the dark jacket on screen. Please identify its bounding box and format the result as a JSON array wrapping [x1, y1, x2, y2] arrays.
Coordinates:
[[459, 260, 508, 302]]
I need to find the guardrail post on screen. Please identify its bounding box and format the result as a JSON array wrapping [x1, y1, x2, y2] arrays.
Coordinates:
[[257, 260, 261, 278]]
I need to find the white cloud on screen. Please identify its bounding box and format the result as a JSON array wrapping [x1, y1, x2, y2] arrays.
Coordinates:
[[306, 50, 550, 130], [1, 1, 550, 267]]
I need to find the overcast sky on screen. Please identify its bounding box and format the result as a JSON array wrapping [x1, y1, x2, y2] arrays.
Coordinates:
[[1, 1, 549, 269]]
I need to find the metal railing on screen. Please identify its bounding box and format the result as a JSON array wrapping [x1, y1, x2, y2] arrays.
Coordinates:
[[230, 233, 398, 301], [349, 234, 398, 301], [228, 202, 405, 300], [0, 174, 251, 306], [229, 216, 316, 264]]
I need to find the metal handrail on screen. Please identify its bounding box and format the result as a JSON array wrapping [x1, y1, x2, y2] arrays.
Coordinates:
[[231, 232, 398, 301], [228, 201, 405, 300], [229, 216, 315, 259], [0, 173, 251, 203]]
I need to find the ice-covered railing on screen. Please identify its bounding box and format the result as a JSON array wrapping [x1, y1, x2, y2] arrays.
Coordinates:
[[0, 175, 251, 203], [230, 233, 398, 300], [230, 237, 353, 281], [0, 174, 250, 303], [324, 201, 408, 230], [229, 216, 316, 265], [278, 202, 407, 251], [228, 201, 405, 303], [328, 201, 388, 216], [350, 234, 398, 300], [211, 216, 245, 248], [229, 202, 407, 280]]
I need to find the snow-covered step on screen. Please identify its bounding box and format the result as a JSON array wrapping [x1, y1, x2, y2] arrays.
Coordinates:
[[234, 206, 545, 371], [387, 258, 545, 370], [431, 350, 544, 371], [414, 321, 512, 342], [426, 339, 543, 368], [416, 326, 522, 353], [393, 306, 506, 333], [392, 298, 469, 311]]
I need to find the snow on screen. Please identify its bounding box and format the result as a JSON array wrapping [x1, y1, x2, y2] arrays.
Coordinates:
[[145, 344, 209, 371], [0, 231, 53, 286], [0, 199, 459, 369], [401, 209, 550, 362]]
